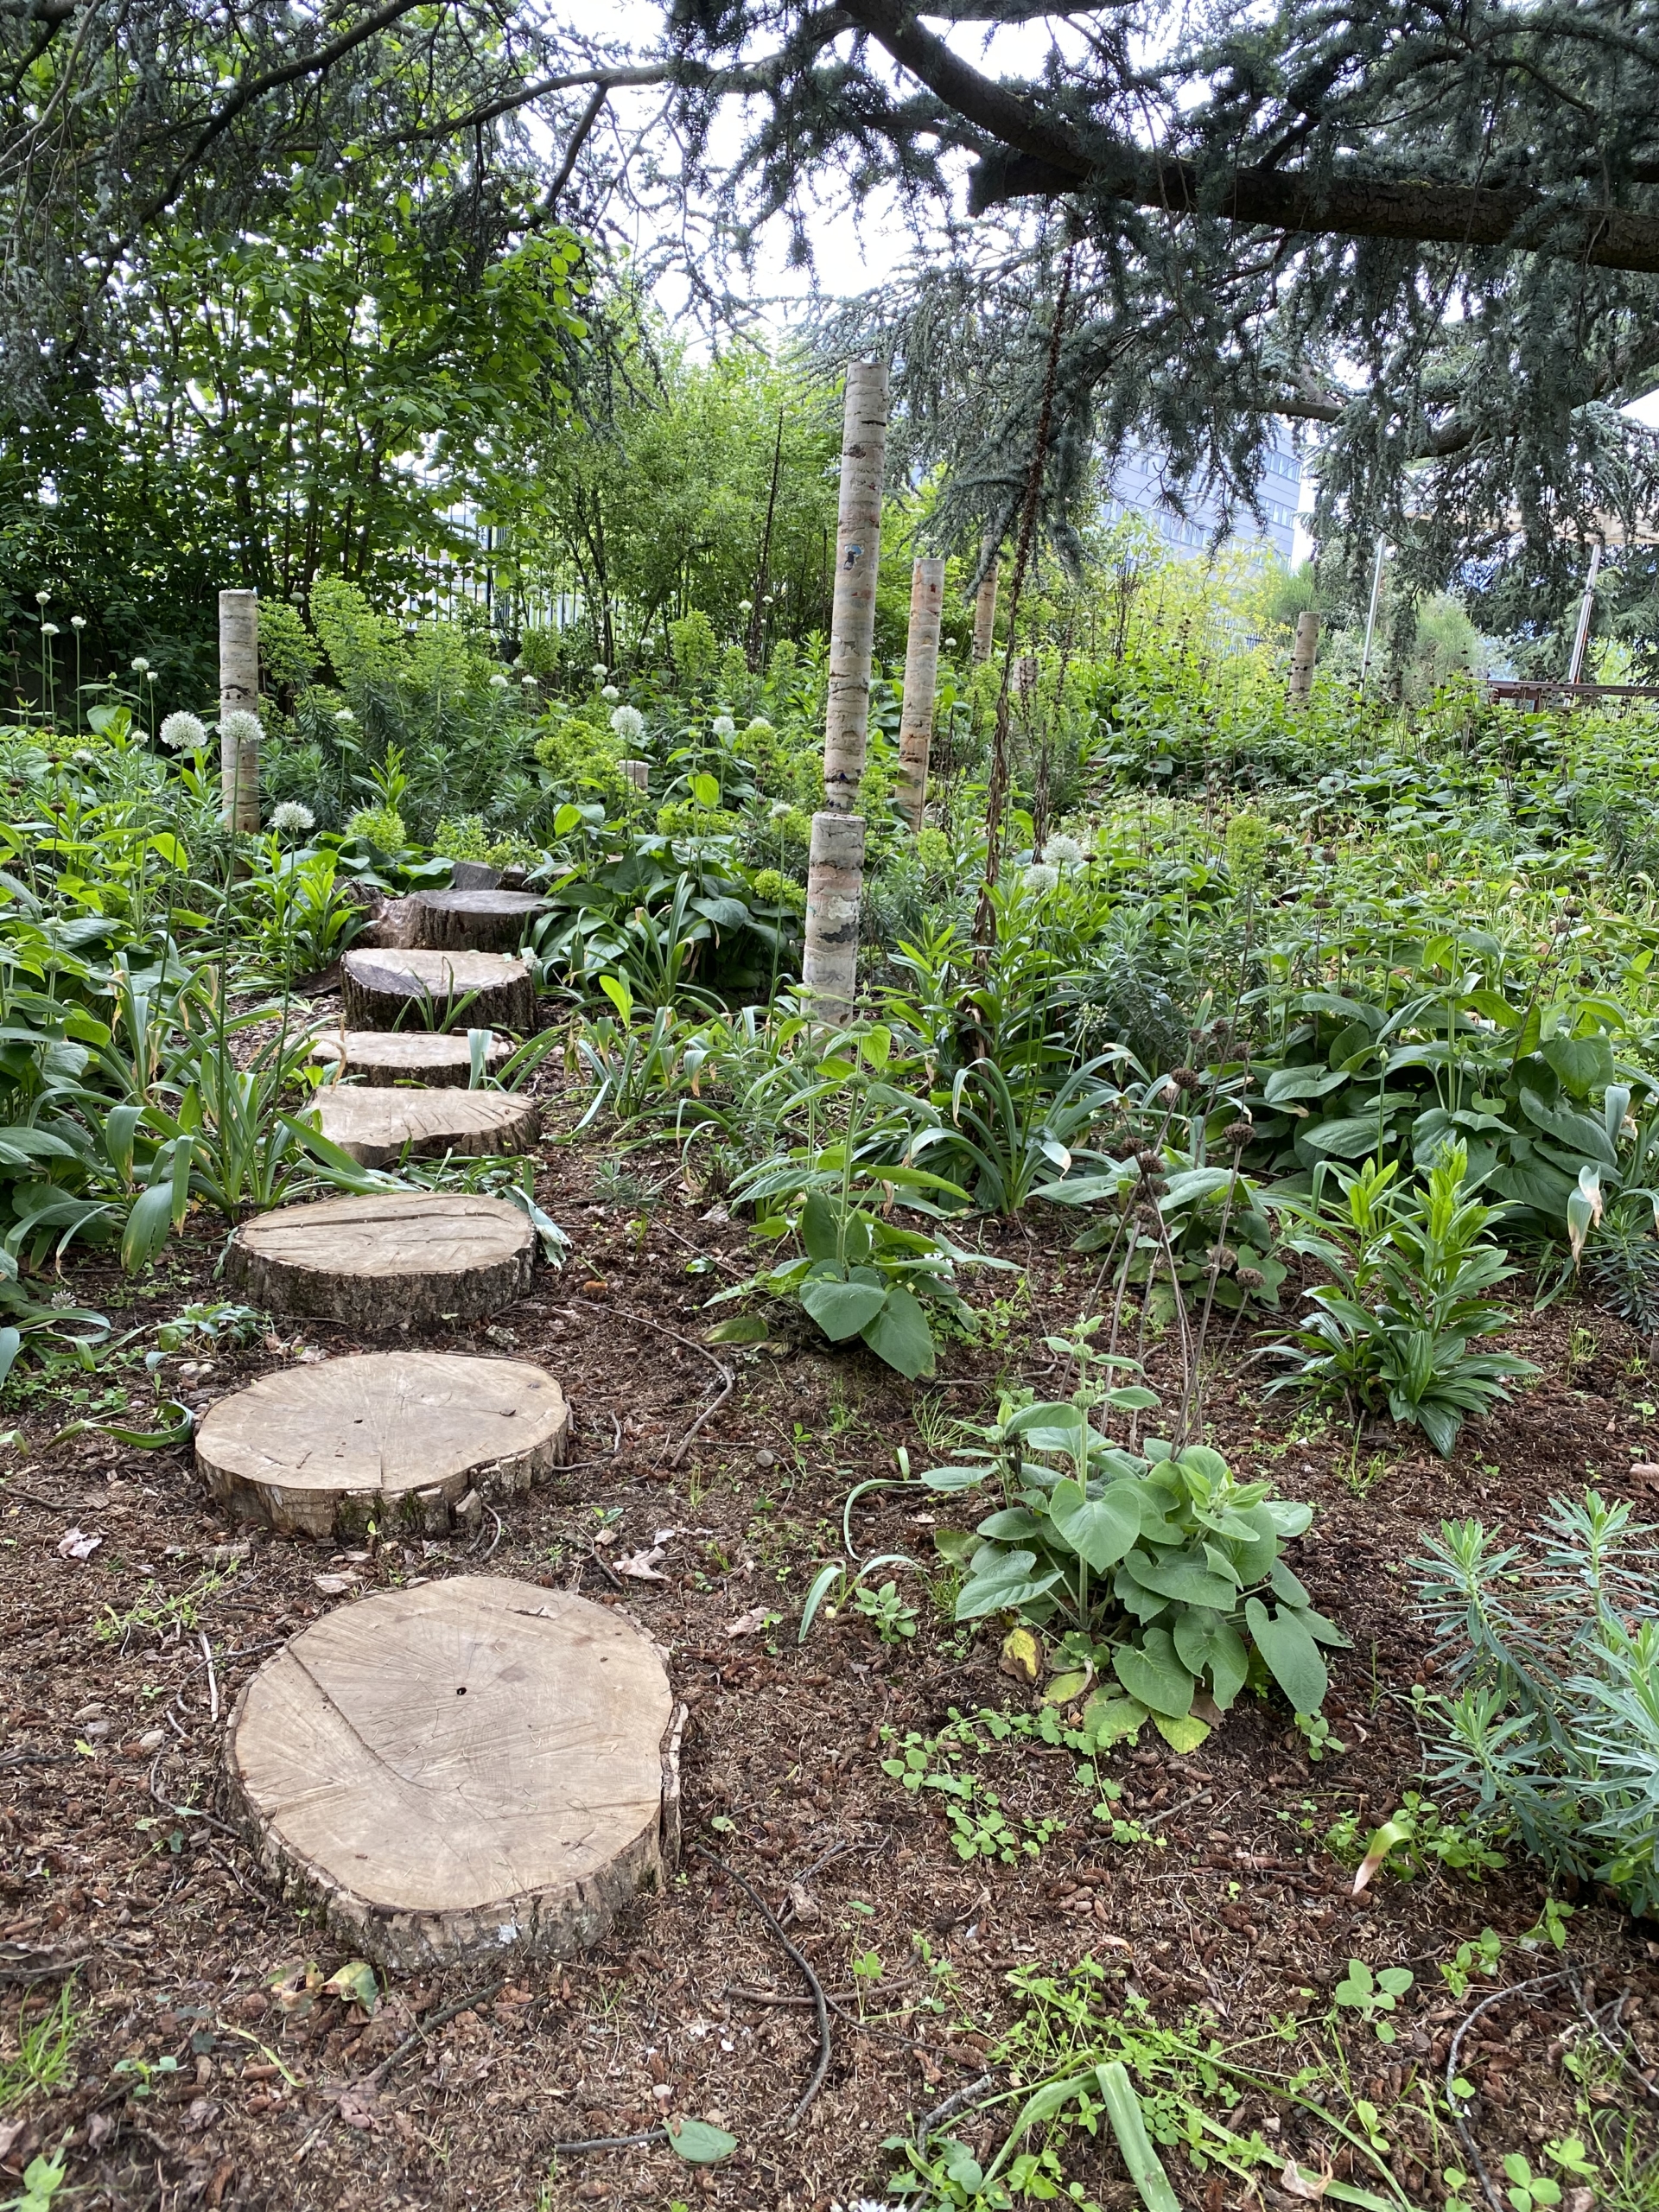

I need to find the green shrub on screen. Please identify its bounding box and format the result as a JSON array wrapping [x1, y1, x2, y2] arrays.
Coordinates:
[[433, 814, 541, 869], [917, 1324, 1348, 1741], [532, 716, 629, 812], [1268, 1143, 1539, 1456], [668, 609, 719, 684], [1414, 1490, 1659, 1917], [747, 867, 804, 915], [343, 804, 406, 850]]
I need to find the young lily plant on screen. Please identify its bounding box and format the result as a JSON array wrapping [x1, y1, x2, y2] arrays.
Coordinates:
[[920, 1326, 1349, 1747]]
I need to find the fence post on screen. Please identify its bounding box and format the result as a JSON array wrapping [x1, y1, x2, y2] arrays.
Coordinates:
[[895, 556, 944, 830], [219, 589, 259, 832], [804, 360, 888, 1024]]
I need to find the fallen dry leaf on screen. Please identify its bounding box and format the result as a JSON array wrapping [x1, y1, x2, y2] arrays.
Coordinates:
[[1279, 2160, 1332, 2200], [782, 1881, 820, 1926], [1631, 1461, 1659, 1481], [313, 1573, 359, 1597], [616, 1548, 668, 1581], [725, 1605, 769, 1637], [56, 1527, 101, 1560]]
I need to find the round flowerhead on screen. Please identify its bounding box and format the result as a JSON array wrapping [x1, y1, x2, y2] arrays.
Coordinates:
[[769, 798, 793, 820], [39, 622, 58, 637], [334, 707, 355, 724], [219, 708, 264, 751], [270, 800, 315, 835], [746, 716, 774, 736], [737, 600, 753, 615], [70, 615, 86, 631], [158, 710, 207, 752], [130, 656, 150, 673], [34, 588, 48, 606], [610, 703, 645, 743], [1022, 861, 1059, 895], [489, 672, 511, 690], [601, 683, 620, 702], [1041, 834, 1086, 871], [521, 674, 537, 688], [590, 662, 608, 680], [711, 714, 735, 739]]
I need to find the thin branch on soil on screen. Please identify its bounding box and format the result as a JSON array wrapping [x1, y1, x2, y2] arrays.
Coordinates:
[[692, 1840, 830, 2128], [549, 2125, 669, 2154], [915, 2069, 997, 2151], [1572, 1977, 1659, 2106], [364, 1976, 509, 2086], [1445, 1970, 1574, 2212], [199, 1630, 219, 1722], [569, 1297, 733, 1466]]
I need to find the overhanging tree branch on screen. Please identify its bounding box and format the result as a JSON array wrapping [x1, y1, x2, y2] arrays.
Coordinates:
[[838, 0, 1659, 274]]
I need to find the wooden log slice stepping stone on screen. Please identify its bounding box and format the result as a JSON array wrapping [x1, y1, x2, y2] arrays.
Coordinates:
[[411, 889, 551, 954], [311, 1029, 512, 1089], [225, 1192, 534, 1325], [196, 1351, 570, 1537], [226, 1576, 681, 1971], [339, 947, 537, 1034], [309, 1087, 540, 1168]]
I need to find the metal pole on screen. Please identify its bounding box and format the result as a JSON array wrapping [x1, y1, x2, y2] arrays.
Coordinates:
[[1567, 543, 1603, 684], [1357, 538, 1386, 696]]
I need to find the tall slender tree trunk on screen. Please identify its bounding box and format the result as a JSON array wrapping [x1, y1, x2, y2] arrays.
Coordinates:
[[803, 360, 888, 1024], [219, 589, 259, 835], [971, 539, 1000, 663], [895, 556, 944, 830], [1287, 608, 1319, 707]]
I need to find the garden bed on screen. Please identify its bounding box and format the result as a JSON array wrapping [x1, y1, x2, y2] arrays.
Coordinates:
[[0, 1075, 1650, 2211]]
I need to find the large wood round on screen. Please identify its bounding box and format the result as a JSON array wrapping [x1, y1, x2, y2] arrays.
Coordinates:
[[340, 948, 537, 1034], [309, 1087, 540, 1168], [225, 1192, 535, 1325], [226, 1578, 681, 1971], [196, 1352, 571, 1538], [412, 890, 551, 955], [311, 1030, 512, 1089]]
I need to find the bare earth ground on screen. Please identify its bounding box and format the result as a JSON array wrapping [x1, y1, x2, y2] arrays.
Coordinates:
[[0, 1046, 1656, 2212]]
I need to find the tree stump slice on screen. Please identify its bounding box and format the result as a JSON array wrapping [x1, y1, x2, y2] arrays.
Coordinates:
[[196, 1352, 570, 1537], [411, 890, 551, 955], [309, 1088, 540, 1168], [311, 1030, 512, 1089], [226, 1578, 679, 1971], [339, 948, 537, 1033], [225, 1192, 534, 1325]]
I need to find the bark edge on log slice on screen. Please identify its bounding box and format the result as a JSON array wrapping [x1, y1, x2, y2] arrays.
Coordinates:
[[224, 1192, 534, 1325], [411, 889, 552, 954], [312, 1030, 512, 1089], [196, 1351, 570, 1537], [226, 1577, 682, 1971], [339, 948, 536, 1034], [309, 1088, 540, 1168]]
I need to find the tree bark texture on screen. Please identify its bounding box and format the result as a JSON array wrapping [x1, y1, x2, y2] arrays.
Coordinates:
[[219, 588, 259, 833], [971, 550, 999, 664], [802, 810, 866, 1026], [896, 556, 945, 830], [1287, 609, 1319, 707], [822, 360, 889, 812]]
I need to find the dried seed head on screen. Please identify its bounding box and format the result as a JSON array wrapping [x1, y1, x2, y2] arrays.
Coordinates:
[[1226, 1116, 1255, 1150], [1171, 1067, 1203, 1093], [1236, 1265, 1266, 1291]]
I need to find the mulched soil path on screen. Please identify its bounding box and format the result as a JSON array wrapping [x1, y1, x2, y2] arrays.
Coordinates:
[[0, 1044, 1656, 2209]]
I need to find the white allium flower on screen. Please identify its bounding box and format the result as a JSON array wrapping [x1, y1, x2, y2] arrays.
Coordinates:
[[521, 674, 537, 687], [34, 589, 48, 606], [769, 799, 793, 819], [334, 707, 355, 723], [610, 704, 645, 742], [590, 662, 608, 679], [270, 800, 315, 834], [158, 711, 207, 751], [219, 708, 264, 751], [130, 656, 150, 673], [711, 715, 736, 739], [737, 600, 753, 615], [601, 683, 620, 702], [72, 748, 94, 767], [746, 716, 774, 735], [489, 673, 511, 690], [70, 615, 86, 631], [39, 622, 59, 637], [1042, 834, 1086, 870], [1022, 861, 1059, 894]]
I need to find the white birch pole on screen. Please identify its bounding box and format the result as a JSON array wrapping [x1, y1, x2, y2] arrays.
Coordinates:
[[894, 556, 944, 830], [970, 542, 1000, 664], [804, 360, 888, 1025], [219, 589, 259, 831], [1287, 608, 1319, 707]]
